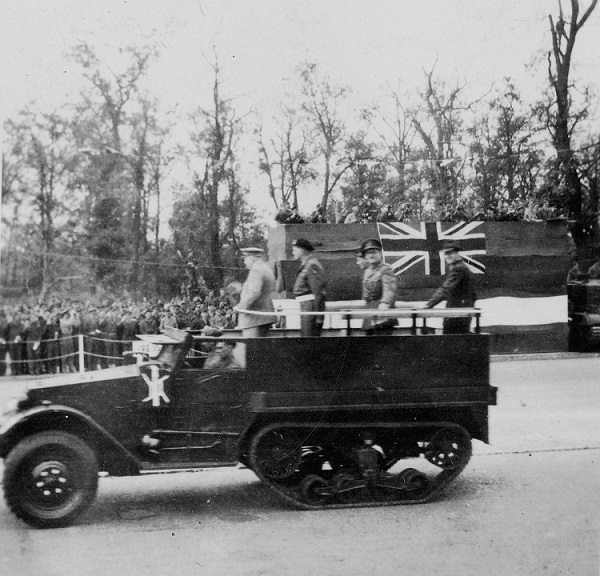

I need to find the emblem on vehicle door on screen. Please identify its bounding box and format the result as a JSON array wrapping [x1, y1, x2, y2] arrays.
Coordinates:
[[141, 365, 170, 407]]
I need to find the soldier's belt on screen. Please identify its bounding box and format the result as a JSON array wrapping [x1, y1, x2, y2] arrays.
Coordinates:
[[295, 294, 316, 302]]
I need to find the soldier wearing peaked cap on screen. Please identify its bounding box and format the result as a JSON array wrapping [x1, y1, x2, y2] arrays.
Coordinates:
[[359, 238, 398, 334], [425, 242, 477, 334], [292, 238, 327, 337], [236, 247, 277, 337]]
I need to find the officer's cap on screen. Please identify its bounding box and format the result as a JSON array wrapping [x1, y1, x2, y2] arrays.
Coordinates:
[[441, 242, 461, 253], [360, 238, 383, 254], [240, 247, 264, 255], [292, 238, 314, 252]]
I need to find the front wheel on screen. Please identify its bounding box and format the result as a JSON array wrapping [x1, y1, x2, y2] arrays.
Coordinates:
[[3, 431, 99, 528]]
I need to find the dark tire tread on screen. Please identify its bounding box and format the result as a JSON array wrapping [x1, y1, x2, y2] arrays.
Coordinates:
[[3, 431, 99, 528]]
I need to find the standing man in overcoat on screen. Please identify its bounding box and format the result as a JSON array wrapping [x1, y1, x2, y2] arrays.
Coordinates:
[[425, 242, 477, 334], [292, 238, 327, 337], [236, 247, 277, 337]]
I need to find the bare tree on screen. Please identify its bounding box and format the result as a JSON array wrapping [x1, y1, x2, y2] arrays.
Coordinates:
[[190, 59, 243, 283], [547, 0, 598, 217], [299, 63, 350, 211], [257, 106, 314, 211], [363, 86, 417, 195], [411, 67, 472, 208]]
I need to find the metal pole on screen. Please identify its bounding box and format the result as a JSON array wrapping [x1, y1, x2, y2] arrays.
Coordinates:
[[78, 334, 85, 373]]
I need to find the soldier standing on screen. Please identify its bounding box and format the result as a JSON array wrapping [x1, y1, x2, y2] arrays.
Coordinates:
[[292, 238, 327, 337], [424, 242, 477, 334], [359, 238, 398, 333]]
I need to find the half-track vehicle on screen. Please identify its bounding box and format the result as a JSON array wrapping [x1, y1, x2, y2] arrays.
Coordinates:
[[568, 278, 600, 351], [0, 309, 496, 528]]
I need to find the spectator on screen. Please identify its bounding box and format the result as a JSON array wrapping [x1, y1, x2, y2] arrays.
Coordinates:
[[44, 308, 61, 374], [159, 306, 179, 332], [536, 200, 554, 220], [139, 310, 159, 335], [379, 205, 396, 223], [59, 309, 78, 373], [523, 201, 541, 222], [344, 206, 359, 224], [452, 204, 468, 221], [26, 312, 45, 375], [211, 309, 229, 330], [359, 198, 379, 223], [99, 308, 119, 368], [467, 200, 486, 222], [309, 203, 328, 224], [216, 288, 231, 308], [275, 201, 305, 224], [6, 312, 25, 375], [189, 304, 208, 331], [0, 311, 7, 377], [397, 203, 413, 223]]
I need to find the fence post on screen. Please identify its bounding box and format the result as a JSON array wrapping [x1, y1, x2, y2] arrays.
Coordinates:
[[78, 334, 85, 374]]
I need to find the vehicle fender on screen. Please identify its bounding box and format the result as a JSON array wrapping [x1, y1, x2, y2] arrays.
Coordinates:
[[0, 405, 140, 475]]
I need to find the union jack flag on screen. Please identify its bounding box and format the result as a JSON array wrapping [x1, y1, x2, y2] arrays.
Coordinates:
[[377, 221, 486, 276]]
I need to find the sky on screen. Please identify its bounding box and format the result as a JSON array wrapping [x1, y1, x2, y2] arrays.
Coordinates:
[[1, 0, 599, 219]]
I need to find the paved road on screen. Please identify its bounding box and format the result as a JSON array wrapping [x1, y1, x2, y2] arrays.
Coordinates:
[[0, 357, 598, 576]]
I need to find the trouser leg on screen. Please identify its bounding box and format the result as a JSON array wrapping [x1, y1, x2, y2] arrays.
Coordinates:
[[242, 325, 270, 338], [442, 317, 472, 334]]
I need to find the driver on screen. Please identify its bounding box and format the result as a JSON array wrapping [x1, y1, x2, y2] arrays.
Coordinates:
[[203, 341, 242, 370]]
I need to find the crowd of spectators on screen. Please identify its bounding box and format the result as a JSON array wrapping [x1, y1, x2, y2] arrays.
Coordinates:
[[275, 195, 566, 225], [0, 288, 239, 377], [440, 198, 566, 223]]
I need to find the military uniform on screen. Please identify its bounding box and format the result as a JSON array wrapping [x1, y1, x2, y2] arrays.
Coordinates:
[[293, 254, 327, 337], [362, 262, 398, 332], [426, 258, 477, 334]]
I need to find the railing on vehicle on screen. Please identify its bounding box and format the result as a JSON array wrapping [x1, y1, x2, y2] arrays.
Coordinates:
[[235, 306, 482, 335]]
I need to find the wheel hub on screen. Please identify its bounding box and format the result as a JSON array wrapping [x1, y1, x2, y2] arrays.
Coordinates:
[[28, 460, 73, 507], [424, 428, 471, 470]]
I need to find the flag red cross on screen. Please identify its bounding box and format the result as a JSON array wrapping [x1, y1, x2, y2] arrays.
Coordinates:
[[377, 221, 486, 276]]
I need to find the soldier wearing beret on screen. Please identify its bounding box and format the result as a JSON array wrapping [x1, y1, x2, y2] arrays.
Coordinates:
[[360, 238, 398, 333], [292, 238, 327, 337], [425, 242, 477, 334]]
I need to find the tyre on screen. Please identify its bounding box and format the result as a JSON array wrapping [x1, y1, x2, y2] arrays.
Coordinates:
[[3, 431, 99, 528]]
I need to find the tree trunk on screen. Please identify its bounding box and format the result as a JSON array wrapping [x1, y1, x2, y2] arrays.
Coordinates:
[[548, 0, 598, 217]]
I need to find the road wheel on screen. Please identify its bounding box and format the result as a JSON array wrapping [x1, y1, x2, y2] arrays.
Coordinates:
[[251, 429, 303, 481], [398, 468, 431, 500], [3, 431, 99, 528], [424, 427, 472, 470], [300, 474, 331, 506]]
